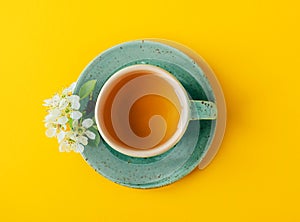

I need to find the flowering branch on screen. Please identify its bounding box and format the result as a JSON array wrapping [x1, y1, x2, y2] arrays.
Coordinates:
[[43, 82, 97, 153]]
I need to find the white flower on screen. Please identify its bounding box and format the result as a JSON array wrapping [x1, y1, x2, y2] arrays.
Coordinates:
[[44, 82, 82, 137], [44, 109, 67, 138], [59, 98, 68, 110], [82, 118, 93, 128], [44, 82, 97, 153], [68, 95, 80, 109], [57, 131, 66, 143], [82, 119, 96, 139], [59, 131, 84, 153], [62, 82, 76, 96], [45, 108, 61, 122], [45, 127, 57, 138], [43, 94, 60, 107], [72, 118, 96, 141], [85, 130, 96, 140], [44, 108, 69, 138], [70, 110, 82, 120], [57, 118, 96, 153]]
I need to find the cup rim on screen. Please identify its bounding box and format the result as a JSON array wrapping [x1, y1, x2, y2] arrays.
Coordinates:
[[95, 64, 190, 157]]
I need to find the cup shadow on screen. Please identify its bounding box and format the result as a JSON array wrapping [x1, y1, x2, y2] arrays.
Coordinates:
[[187, 76, 249, 177]]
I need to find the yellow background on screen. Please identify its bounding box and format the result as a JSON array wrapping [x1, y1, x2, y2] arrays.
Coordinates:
[[0, 0, 299, 221]]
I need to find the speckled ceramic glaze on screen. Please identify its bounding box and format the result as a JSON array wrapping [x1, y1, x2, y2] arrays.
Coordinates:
[[74, 40, 217, 188]]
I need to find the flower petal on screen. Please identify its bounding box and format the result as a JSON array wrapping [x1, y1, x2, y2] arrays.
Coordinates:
[[57, 131, 66, 143], [57, 116, 68, 124], [45, 109, 60, 123], [72, 119, 78, 129], [61, 141, 72, 152], [72, 101, 80, 110], [45, 127, 56, 137], [85, 130, 96, 140], [45, 113, 55, 122], [70, 111, 82, 120], [68, 131, 77, 141], [59, 141, 67, 152], [59, 98, 68, 110], [49, 109, 61, 119], [76, 144, 84, 153], [43, 98, 52, 107], [63, 82, 77, 95], [68, 95, 80, 102], [52, 94, 61, 106], [68, 95, 80, 110], [78, 136, 88, 146], [82, 118, 93, 128]]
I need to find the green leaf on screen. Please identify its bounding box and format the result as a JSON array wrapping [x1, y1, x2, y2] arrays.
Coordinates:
[[79, 80, 97, 100], [68, 118, 73, 129], [94, 132, 100, 147], [88, 126, 101, 147]]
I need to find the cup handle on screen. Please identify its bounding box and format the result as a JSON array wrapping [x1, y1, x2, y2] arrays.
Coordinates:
[[190, 100, 217, 120]]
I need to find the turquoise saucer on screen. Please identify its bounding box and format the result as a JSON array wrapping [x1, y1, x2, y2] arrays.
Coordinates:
[[74, 40, 217, 188]]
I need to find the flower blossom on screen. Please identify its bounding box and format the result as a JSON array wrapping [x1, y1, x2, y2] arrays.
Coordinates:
[[58, 119, 96, 153], [43, 82, 96, 153]]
